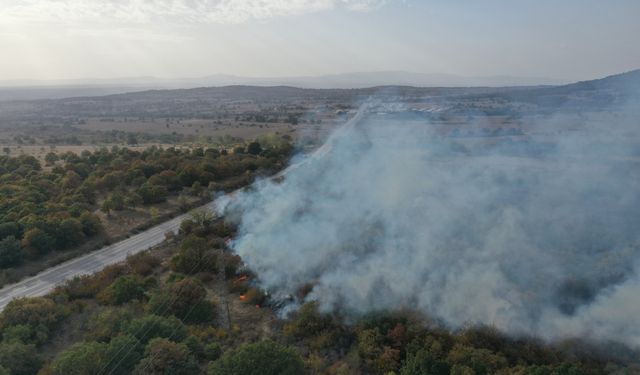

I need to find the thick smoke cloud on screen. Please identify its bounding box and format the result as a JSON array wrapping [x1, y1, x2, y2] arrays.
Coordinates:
[[218, 103, 640, 346]]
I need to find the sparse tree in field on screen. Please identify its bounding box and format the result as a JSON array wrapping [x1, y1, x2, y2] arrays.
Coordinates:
[[2, 147, 10, 155]]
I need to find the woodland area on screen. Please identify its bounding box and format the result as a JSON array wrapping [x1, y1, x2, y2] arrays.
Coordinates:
[[0, 136, 292, 286]]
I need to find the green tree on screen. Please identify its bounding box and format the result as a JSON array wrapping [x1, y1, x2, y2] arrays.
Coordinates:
[[147, 279, 215, 324], [0, 297, 67, 333], [124, 315, 187, 344], [104, 334, 144, 375], [21, 228, 54, 255], [45, 152, 59, 165], [107, 192, 126, 211], [138, 183, 168, 204], [446, 344, 508, 375], [79, 212, 102, 236], [50, 341, 107, 375], [170, 235, 217, 275], [208, 341, 304, 375], [127, 133, 139, 145], [401, 348, 450, 375], [133, 338, 199, 375], [246, 141, 263, 155], [0, 342, 42, 375], [56, 218, 85, 248], [86, 307, 134, 342], [2, 324, 49, 346], [102, 275, 146, 305], [0, 236, 23, 268], [191, 181, 203, 196], [0, 222, 22, 240]]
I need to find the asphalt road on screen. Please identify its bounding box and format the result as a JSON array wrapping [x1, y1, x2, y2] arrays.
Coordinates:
[[0, 107, 366, 310], [0, 207, 203, 309]]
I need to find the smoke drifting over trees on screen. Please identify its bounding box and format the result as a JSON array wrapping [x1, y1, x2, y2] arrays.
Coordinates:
[[218, 99, 640, 347]]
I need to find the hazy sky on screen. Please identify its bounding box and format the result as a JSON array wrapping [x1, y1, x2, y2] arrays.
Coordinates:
[[1, 0, 639, 81]]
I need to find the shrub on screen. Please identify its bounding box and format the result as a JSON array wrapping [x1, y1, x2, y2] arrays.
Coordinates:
[[100, 275, 146, 305], [126, 251, 160, 276], [0, 297, 67, 334], [86, 307, 134, 342], [147, 279, 216, 324], [170, 235, 217, 275], [204, 343, 222, 361], [2, 324, 49, 346], [124, 315, 187, 344], [79, 212, 102, 236]]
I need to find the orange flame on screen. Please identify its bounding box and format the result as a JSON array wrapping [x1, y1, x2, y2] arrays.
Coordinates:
[[239, 294, 247, 301]]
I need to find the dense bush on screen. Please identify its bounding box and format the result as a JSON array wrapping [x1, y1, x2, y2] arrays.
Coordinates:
[[133, 338, 199, 375], [208, 341, 305, 375], [0, 297, 67, 335], [0, 342, 42, 375], [124, 315, 188, 344], [49, 334, 142, 375], [99, 275, 146, 305], [170, 235, 218, 275], [147, 278, 216, 324], [0, 236, 22, 267]]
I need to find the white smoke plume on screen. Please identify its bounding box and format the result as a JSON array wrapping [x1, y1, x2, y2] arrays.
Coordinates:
[[217, 100, 640, 346]]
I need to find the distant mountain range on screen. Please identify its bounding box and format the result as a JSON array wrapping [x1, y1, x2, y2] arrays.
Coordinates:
[[2, 69, 638, 121], [0, 71, 565, 101]]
